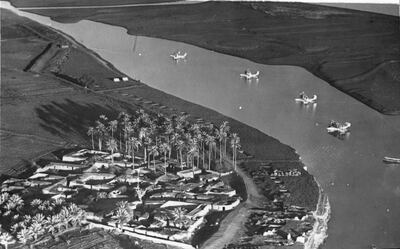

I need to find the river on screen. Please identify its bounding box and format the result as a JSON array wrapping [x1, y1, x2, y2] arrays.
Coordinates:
[[2, 2, 400, 249]]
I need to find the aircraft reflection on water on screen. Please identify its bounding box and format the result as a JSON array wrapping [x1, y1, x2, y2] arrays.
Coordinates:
[[297, 101, 318, 116], [327, 130, 351, 141]]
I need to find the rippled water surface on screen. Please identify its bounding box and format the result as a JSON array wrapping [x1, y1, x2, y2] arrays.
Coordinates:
[[3, 2, 400, 248]]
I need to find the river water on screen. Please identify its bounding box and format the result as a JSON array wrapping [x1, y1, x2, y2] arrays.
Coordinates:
[[3, 2, 400, 249]]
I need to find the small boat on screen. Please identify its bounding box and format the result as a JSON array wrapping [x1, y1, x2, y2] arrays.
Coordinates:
[[170, 51, 187, 60], [295, 93, 317, 104], [327, 121, 351, 133], [240, 70, 260, 80], [383, 156, 400, 164]]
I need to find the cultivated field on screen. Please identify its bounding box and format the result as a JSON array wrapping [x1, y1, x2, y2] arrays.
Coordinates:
[[1, 10, 131, 175]]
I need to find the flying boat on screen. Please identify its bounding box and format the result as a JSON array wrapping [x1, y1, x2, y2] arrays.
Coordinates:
[[383, 156, 400, 164], [240, 70, 260, 80], [327, 120, 351, 133], [170, 51, 187, 60], [295, 92, 317, 104]]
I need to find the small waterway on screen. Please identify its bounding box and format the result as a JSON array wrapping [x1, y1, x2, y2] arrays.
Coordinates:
[[2, 2, 400, 249]]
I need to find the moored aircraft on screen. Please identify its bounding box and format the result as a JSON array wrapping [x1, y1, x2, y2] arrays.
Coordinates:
[[170, 51, 187, 60], [327, 121, 351, 133], [295, 92, 317, 104], [240, 70, 260, 80]]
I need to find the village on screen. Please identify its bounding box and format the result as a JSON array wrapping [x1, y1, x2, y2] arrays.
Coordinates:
[[0, 110, 313, 249]]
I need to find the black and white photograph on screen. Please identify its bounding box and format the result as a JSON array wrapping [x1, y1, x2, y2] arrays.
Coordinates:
[[0, 0, 399, 248]]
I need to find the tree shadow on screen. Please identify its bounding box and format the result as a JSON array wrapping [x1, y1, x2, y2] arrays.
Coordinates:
[[35, 98, 134, 142]]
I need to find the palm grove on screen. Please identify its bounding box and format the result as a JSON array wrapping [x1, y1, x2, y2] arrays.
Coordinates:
[[0, 194, 86, 249], [87, 110, 241, 173]]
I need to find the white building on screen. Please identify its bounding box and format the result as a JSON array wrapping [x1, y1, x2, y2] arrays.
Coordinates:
[[177, 168, 201, 178], [37, 162, 88, 172], [62, 149, 89, 162]]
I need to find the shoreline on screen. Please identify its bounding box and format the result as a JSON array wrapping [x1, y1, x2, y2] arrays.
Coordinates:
[[2, 3, 323, 247], [304, 179, 331, 249]]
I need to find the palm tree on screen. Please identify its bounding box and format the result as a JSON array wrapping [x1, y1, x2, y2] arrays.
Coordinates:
[[0, 192, 10, 205], [0, 232, 15, 249], [97, 192, 107, 200], [164, 123, 174, 146], [30, 199, 42, 208], [99, 114, 108, 122], [215, 128, 223, 166], [149, 145, 159, 171], [176, 114, 188, 129], [32, 213, 45, 225], [108, 120, 118, 140], [171, 207, 187, 229], [170, 132, 180, 159], [159, 143, 170, 175], [6, 194, 24, 211], [118, 112, 132, 151], [60, 207, 70, 231], [129, 137, 142, 167], [197, 132, 206, 168], [149, 123, 158, 145], [95, 121, 106, 151], [190, 123, 201, 136], [115, 207, 131, 228], [16, 228, 33, 245], [54, 198, 64, 206], [22, 215, 32, 227], [29, 221, 45, 241], [106, 138, 118, 165], [51, 214, 63, 234], [230, 133, 241, 171], [136, 188, 145, 203], [38, 203, 46, 211], [188, 140, 199, 177], [46, 215, 59, 235], [205, 135, 216, 170], [116, 200, 129, 210], [139, 127, 150, 163], [87, 127, 95, 150], [68, 203, 85, 227], [124, 122, 134, 154], [221, 121, 230, 156], [137, 109, 149, 126], [176, 140, 185, 169]]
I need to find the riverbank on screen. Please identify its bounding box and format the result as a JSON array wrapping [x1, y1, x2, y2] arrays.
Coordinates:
[[13, 0, 400, 115], [8, 0, 181, 8], [304, 179, 330, 249], [1, 5, 319, 248]]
